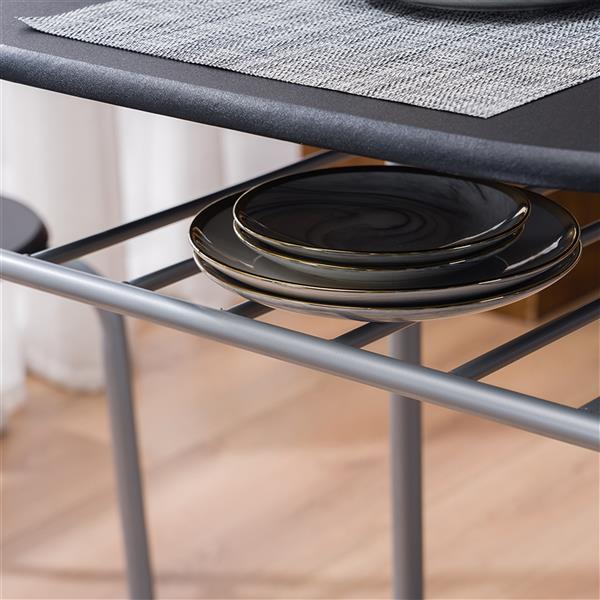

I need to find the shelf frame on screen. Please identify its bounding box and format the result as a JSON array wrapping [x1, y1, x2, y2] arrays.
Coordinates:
[[1, 154, 598, 600], [2, 179, 598, 450]]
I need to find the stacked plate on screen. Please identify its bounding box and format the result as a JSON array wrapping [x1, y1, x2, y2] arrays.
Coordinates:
[[189, 167, 581, 322]]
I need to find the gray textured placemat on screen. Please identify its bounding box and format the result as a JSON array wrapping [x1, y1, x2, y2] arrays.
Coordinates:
[[20, 0, 600, 118]]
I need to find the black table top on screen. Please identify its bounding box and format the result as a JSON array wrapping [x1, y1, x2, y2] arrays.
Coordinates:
[[2, 0, 599, 192]]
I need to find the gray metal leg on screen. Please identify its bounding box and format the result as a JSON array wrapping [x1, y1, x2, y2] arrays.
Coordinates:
[[71, 262, 154, 599], [99, 310, 154, 600], [389, 324, 423, 600]]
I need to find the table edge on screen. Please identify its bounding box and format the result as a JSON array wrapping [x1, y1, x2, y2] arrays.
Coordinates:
[[2, 44, 599, 192]]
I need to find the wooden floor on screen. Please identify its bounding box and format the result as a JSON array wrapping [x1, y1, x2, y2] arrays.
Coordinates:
[[1, 307, 598, 600]]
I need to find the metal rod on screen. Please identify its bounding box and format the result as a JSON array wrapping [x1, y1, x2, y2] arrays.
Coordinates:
[[98, 309, 154, 600], [580, 397, 600, 415], [526, 187, 555, 196], [128, 258, 198, 291], [32, 151, 344, 264], [229, 307, 409, 344], [453, 299, 600, 380], [581, 220, 600, 247], [227, 300, 273, 319], [334, 322, 413, 348], [389, 326, 423, 600], [2, 250, 598, 450], [71, 263, 154, 599]]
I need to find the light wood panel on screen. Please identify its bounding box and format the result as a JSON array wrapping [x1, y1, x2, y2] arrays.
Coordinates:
[[1, 307, 598, 599]]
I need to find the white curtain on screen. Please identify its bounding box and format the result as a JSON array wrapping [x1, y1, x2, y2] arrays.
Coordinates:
[[0, 82, 300, 424]]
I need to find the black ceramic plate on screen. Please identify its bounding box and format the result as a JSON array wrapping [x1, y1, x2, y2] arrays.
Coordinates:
[[189, 190, 578, 306], [233, 219, 523, 285], [234, 167, 530, 266], [197, 244, 581, 322]]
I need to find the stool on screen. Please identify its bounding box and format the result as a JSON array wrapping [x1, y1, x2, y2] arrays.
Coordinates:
[[0, 196, 154, 599], [1, 196, 49, 254], [0, 197, 48, 429]]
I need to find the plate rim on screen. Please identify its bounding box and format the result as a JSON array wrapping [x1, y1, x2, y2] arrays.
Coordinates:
[[233, 218, 523, 276], [232, 165, 531, 261], [196, 243, 581, 319]]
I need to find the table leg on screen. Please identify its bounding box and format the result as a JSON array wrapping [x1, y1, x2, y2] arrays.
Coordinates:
[[389, 325, 423, 600], [100, 310, 154, 600], [71, 261, 154, 599]]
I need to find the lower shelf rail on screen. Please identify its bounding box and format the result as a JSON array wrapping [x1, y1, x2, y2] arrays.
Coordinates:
[[2, 152, 598, 451], [453, 299, 599, 380], [1, 249, 598, 451]]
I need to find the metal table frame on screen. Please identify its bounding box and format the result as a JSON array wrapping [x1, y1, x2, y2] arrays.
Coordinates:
[[1, 150, 598, 600]]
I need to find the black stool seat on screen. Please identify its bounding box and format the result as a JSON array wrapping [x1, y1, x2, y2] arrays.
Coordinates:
[[1, 196, 48, 254]]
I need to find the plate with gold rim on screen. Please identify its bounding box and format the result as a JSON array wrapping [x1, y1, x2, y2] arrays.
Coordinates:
[[189, 192, 578, 306], [233, 166, 531, 266], [197, 244, 581, 322], [234, 219, 523, 285]]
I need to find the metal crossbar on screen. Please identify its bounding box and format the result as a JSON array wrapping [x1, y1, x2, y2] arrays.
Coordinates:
[[128, 258, 198, 291], [580, 397, 600, 414], [32, 150, 345, 264], [1, 155, 598, 452], [1, 250, 598, 450], [333, 322, 413, 347], [227, 300, 273, 319], [581, 219, 600, 246], [454, 299, 600, 380]]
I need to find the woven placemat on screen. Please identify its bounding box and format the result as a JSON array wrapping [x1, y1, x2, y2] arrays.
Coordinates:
[[21, 0, 600, 118]]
